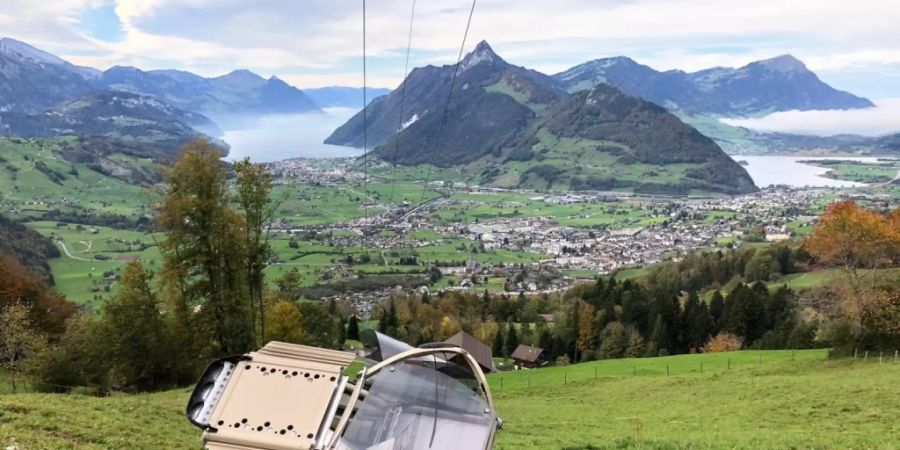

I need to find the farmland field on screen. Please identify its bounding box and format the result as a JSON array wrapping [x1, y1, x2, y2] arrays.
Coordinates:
[[3, 351, 899, 449]]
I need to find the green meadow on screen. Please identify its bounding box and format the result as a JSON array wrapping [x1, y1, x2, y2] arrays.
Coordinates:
[[3, 351, 899, 449]]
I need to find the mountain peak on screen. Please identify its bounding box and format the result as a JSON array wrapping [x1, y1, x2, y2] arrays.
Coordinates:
[[0, 37, 67, 66], [213, 69, 267, 89], [460, 40, 504, 70], [753, 54, 808, 73]]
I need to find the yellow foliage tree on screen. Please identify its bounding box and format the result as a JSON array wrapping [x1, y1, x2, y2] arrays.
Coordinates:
[[703, 332, 742, 353], [265, 300, 306, 345]]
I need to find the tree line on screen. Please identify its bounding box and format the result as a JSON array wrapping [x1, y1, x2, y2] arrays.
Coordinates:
[[372, 200, 899, 364], [1, 141, 351, 393]]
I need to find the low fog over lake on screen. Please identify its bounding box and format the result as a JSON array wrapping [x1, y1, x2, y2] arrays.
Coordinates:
[[732, 155, 886, 188], [220, 108, 365, 162]]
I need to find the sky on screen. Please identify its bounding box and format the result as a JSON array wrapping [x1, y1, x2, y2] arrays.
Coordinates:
[[2, 0, 900, 101]]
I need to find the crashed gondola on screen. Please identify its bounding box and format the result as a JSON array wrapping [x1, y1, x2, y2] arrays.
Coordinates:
[[185, 330, 501, 449]]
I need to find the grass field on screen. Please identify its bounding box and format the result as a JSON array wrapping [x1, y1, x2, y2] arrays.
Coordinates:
[[768, 267, 900, 291], [3, 350, 900, 449], [0, 138, 157, 220]]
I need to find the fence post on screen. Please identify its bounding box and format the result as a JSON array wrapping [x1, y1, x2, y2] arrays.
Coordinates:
[[864, 351, 869, 362], [854, 348, 858, 359], [791, 349, 795, 361], [895, 350, 898, 362], [564, 372, 567, 385], [500, 377, 503, 390], [666, 365, 669, 376], [879, 352, 883, 363], [634, 417, 642, 441]]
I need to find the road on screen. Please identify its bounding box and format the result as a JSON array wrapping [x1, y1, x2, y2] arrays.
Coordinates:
[[56, 241, 92, 262], [869, 169, 900, 188]]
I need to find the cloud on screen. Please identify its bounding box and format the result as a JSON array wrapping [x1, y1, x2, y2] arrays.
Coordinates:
[[2, 0, 900, 94], [721, 99, 900, 137]]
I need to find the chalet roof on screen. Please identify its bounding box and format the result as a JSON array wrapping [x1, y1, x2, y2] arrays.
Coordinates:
[[444, 331, 493, 372], [511, 344, 544, 363]]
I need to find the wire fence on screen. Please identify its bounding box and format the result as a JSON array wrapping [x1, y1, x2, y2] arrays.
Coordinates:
[[489, 349, 899, 391]]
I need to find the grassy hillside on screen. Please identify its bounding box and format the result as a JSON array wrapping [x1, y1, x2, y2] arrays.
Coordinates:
[[0, 137, 157, 221], [3, 351, 899, 449]]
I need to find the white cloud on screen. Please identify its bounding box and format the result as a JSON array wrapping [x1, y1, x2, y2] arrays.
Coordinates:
[[3, 0, 900, 94], [721, 99, 900, 137]]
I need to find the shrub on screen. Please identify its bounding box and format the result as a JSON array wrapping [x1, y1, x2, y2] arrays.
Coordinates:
[[703, 332, 743, 353]]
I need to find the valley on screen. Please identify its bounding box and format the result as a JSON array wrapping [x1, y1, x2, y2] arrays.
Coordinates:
[[1, 15, 899, 450], [5, 135, 896, 313]]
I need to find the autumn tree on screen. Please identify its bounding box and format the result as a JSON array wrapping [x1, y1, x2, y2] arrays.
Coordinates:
[[575, 300, 595, 359], [265, 300, 306, 344], [804, 200, 896, 293], [805, 201, 900, 348], [157, 140, 253, 357], [0, 252, 76, 337], [1, 302, 46, 393], [234, 158, 280, 343], [703, 332, 742, 353]]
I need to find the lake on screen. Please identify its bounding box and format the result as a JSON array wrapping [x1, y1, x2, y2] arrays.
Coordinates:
[[219, 112, 884, 190], [731, 155, 886, 188], [221, 107, 365, 162]]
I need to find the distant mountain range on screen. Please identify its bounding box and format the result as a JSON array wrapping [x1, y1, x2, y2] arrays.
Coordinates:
[[0, 37, 382, 159], [99, 67, 320, 116], [328, 41, 757, 194], [554, 55, 873, 116], [550, 54, 893, 155], [0, 91, 222, 152]]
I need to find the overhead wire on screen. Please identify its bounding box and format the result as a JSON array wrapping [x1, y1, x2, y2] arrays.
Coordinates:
[[386, 0, 418, 208], [415, 0, 478, 209], [362, 0, 370, 255]]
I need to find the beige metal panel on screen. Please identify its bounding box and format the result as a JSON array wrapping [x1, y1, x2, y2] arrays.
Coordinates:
[[257, 342, 356, 367], [202, 342, 354, 450]]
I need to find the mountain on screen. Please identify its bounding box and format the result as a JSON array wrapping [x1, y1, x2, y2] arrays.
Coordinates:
[[100, 67, 321, 115], [525, 84, 757, 193], [877, 133, 900, 153], [0, 37, 320, 117], [327, 41, 756, 194], [0, 91, 223, 156], [327, 40, 565, 155], [0, 37, 100, 80], [0, 39, 95, 113], [305, 86, 392, 108], [554, 55, 874, 116]]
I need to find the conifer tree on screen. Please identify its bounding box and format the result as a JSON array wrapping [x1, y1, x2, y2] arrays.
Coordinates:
[[505, 320, 520, 357]]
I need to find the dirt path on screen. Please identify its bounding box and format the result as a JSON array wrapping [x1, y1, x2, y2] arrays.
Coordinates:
[[56, 241, 92, 262]]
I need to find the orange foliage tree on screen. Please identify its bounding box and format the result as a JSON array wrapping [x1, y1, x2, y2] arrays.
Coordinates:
[[803, 200, 898, 293], [703, 332, 743, 353], [0, 253, 76, 337]]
